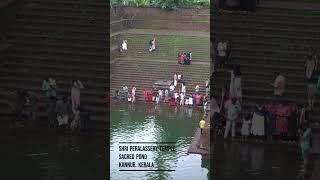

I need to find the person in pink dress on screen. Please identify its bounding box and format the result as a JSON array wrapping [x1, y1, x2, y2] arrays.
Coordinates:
[[196, 94, 201, 106], [71, 80, 84, 131], [275, 103, 291, 138]]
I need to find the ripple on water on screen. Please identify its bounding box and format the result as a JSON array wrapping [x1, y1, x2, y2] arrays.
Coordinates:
[[110, 103, 209, 180]]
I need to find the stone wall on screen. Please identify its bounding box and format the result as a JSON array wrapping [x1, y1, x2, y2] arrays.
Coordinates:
[[110, 6, 210, 32], [0, 0, 21, 38]]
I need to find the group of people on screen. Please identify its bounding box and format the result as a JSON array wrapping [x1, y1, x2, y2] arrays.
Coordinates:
[[10, 76, 89, 133], [212, 41, 316, 174], [115, 73, 210, 116], [177, 51, 192, 65], [115, 85, 136, 103], [143, 76, 210, 117]]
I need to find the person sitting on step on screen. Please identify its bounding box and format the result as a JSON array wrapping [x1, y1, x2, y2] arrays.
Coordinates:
[[149, 37, 156, 52]]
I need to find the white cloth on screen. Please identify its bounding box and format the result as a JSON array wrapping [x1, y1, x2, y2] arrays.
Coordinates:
[[122, 42, 127, 50], [180, 93, 184, 105], [229, 71, 242, 101], [170, 85, 175, 91], [174, 93, 179, 99], [241, 119, 250, 136], [132, 87, 136, 96], [57, 115, 68, 126], [274, 75, 285, 96], [182, 85, 186, 94], [217, 42, 227, 57], [251, 112, 265, 136], [195, 85, 199, 92], [174, 80, 177, 87], [185, 98, 189, 105], [189, 97, 193, 105], [178, 74, 181, 80], [224, 99, 241, 121]]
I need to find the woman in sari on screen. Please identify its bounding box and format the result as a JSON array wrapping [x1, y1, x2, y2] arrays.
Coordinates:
[[305, 48, 318, 109], [71, 80, 84, 131]]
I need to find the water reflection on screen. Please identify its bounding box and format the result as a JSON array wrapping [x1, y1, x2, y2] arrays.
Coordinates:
[[215, 139, 300, 180], [110, 102, 209, 180], [0, 132, 105, 180]]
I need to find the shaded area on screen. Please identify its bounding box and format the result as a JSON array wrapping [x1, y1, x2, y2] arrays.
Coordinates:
[[213, 138, 301, 180], [0, 131, 105, 180]]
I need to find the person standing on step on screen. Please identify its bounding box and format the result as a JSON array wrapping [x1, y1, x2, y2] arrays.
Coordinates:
[[305, 48, 318, 110], [195, 84, 200, 93], [170, 83, 175, 93], [299, 122, 312, 175], [131, 86, 136, 103], [180, 91, 185, 106], [121, 40, 127, 51], [250, 103, 266, 142], [181, 83, 186, 95], [173, 73, 178, 87], [24, 90, 39, 126], [56, 95, 71, 131], [241, 113, 251, 141], [149, 37, 156, 52], [71, 80, 84, 131], [199, 118, 206, 135], [271, 72, 286, 104], [229, 64, 242, 103], [224, 97, 241, 140], [177, 74, 182, 83], [216, 38, 227, 71], [205, 79, 210, 95], [42, 76, 57, 127]]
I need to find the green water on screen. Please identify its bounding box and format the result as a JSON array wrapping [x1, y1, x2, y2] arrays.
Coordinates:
[[110, 102, 210, 180]]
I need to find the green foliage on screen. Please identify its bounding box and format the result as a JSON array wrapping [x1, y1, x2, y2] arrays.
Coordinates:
[[111, 0, 209, 10]]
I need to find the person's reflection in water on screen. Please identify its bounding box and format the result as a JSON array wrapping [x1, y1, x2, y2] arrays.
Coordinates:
[[188, 107, 193, 118], [239, 143, 249, 162], [250, 146, 264, 172]]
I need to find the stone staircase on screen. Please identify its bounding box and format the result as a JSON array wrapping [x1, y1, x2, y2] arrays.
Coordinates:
[[110, 9, 210, 102], [0, 0, 107, 129], [111, 58, 209, 100], [212, 3, 320, 124]]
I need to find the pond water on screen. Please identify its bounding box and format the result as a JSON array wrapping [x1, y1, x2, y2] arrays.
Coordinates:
[[213, 138, 302, 180], [0, 130, 105, 180], [110, 102, 210, 180]]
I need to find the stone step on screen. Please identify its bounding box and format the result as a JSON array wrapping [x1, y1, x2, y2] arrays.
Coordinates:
[[11, 46, 106, 58]]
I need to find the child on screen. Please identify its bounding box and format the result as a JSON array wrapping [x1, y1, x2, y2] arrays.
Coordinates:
[[241, 114, 251, 141], [127, 93, 132, 102], [199, 118, 206, 135], [299, 122, 312, 174]]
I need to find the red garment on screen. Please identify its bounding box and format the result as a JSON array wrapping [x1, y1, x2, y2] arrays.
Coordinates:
[[196, 94, 201, 105], [147, 91, 153, 102], [177, 54, 182, 63], [181, 54, 186, 63], [171, 97, 176, 106], [275, 105, 290, 134]]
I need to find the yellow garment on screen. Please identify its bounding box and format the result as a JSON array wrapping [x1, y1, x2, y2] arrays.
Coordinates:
[[199, 120, 205, 129]]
